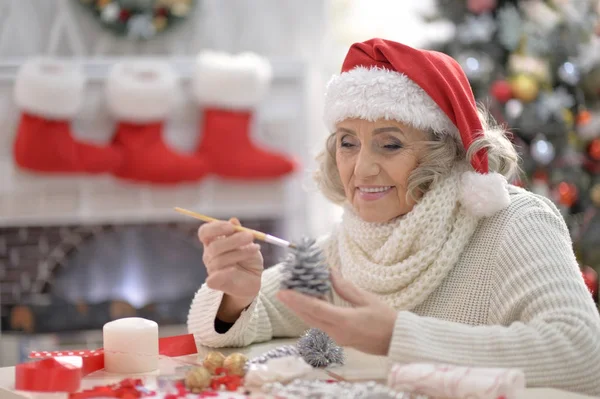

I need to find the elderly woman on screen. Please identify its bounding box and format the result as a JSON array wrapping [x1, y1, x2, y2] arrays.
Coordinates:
[[188, 39, 600, 395]]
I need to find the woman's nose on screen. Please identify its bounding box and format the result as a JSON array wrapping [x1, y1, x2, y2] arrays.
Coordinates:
[[354, 147, 380, 178]]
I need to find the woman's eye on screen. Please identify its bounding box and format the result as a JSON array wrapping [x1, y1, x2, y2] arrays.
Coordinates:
[[383, 143, 402, 150], [341, 140, 355, 148]]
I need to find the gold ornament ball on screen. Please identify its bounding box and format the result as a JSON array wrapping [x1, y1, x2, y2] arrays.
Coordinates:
[[510, 74, 539, 103], [223, 353, 248, 376], [185, 366, 212, 393], [591, 184, 600, 207], [203, 351, 226, 374]]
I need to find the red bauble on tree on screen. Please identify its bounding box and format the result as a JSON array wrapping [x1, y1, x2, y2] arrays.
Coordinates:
[[490, 79, 513, 103], [582, 265, 598, 302], [467, 0, 497, 14], [588, 139, 600, 161], [556, 181, 579, 207]]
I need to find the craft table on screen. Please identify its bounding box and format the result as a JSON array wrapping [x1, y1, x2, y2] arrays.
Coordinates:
[[0, 339, 595, 399]]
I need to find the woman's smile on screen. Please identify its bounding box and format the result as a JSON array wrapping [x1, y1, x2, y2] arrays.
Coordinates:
[[355, 185, 394, 201]]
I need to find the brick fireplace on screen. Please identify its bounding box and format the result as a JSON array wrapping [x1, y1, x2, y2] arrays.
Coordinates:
[[1, 218, 283, 334]]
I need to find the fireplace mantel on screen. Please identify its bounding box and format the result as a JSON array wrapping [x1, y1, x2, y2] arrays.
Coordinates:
[[0, 57, 310, 240]]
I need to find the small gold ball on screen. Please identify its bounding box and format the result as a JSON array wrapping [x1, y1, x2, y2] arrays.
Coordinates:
[[203, 351, 226, 374], [510, 74, 539, 103], [223, 353, 248, 376], [185, 366, 212, 393]]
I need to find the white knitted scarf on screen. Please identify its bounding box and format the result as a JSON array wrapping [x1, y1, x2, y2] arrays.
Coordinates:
[[325, 168, 480, 311]]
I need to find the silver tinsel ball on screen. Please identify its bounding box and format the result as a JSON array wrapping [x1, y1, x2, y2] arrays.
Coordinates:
[[262, 379, 421, 399], [455, 51, 494, 82], [558, 62, 581, 86], [297, 328, 344, 368], [531, 135, 556, 165], [280, 237, 331, 297]]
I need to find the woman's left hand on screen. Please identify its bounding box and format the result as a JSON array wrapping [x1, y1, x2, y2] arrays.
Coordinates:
[[276, 269, 397, 356]]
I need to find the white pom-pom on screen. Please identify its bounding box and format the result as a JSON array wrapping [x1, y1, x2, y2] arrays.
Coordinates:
[[460, 171, 510, 217]]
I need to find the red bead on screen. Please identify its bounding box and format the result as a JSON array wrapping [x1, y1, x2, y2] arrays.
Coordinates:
[[176, 385, 187, 396], [491, 80, 513, 103], [225, 382, 238, 391]]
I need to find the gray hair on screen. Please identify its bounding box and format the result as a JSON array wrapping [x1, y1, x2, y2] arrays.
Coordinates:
[[313, 106, 520, 205]]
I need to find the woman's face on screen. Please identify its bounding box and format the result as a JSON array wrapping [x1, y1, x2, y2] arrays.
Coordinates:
[[335, 118, 428, 223]]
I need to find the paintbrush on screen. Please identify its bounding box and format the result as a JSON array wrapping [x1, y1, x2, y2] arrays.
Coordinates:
[[174, 207, 297, 249]]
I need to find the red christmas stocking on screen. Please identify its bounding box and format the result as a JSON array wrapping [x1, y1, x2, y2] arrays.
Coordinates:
[[13, 58, 123, 174], [192, 52, 296, 180], [105, 61, 208, 185]]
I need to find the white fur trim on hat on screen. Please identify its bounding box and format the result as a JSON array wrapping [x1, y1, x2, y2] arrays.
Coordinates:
[[324, 66, 457, 134], [192, 51, 272, 109], [459, 171, 510, 217], [14, 57, 86, 119], [105, 60, 178, 123]]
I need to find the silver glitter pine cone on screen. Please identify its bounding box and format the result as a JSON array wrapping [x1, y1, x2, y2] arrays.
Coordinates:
[[280, 237, 331, 297], [297, 328, 344, 368]]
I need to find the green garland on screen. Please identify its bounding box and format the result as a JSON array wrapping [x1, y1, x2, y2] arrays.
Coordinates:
[[77, 0, 196, 40]]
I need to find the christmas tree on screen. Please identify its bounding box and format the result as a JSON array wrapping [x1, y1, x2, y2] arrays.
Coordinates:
[[422, 0, 600, 302]]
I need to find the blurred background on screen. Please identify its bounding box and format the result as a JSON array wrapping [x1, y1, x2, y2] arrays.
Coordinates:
[[0, 0, 599, 366]]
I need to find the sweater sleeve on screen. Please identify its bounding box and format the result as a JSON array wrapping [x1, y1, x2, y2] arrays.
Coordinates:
[[388, 204, 600, 396], [187, 263, 308, 348]]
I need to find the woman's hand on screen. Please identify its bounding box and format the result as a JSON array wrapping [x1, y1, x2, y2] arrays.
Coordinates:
[[198, 218, 264, 322], [276, 269, 397, 356]]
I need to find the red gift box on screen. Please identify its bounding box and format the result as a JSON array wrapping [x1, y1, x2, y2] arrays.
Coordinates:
[[30, 349, 105, 376], [16, 358, 82, 393]]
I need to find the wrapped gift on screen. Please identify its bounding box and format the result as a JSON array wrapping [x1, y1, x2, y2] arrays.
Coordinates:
[[29, 349, 104, 376], [15, 357, 82, 393], [388, 363, 525, 399], [19, 330, 198, 396]]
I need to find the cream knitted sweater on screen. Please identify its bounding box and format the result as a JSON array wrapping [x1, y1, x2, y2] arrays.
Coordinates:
[[187, 187, 600, 396]]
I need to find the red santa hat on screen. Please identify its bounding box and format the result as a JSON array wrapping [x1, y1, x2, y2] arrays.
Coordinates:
[[324, 38, 510, 217]]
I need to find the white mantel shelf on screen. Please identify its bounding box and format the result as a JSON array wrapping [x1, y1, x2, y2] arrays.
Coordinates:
[[0, 175, 298, 228], [0, 57, 305, 83]]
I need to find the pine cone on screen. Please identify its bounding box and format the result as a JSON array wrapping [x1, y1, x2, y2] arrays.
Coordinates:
[[297, 328, 344, 368], [280, 237, 330, 297]]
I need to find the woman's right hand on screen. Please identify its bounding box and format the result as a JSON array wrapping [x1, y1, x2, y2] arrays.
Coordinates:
[[198, 218, 264, 322]]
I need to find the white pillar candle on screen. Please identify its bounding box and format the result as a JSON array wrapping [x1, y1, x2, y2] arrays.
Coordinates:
[[103, 317, 159, 374]]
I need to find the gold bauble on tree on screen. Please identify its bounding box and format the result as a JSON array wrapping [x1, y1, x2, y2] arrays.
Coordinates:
[[223, 353, 248, 376], [203, 351, 226, 374], [510, 74, 539, 102], [185, 366, 212, 393], [590, 184, 600, 207]]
